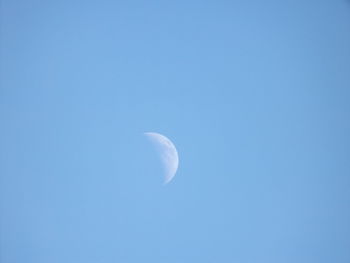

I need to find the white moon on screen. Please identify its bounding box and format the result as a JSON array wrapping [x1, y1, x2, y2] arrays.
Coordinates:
[[144, 132, 179, 184]]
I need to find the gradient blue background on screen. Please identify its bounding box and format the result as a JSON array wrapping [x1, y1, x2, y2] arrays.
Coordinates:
[[1, 0, 350, 262]]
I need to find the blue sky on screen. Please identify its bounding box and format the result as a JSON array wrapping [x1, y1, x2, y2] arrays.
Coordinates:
[[1, 0, 350, 262]]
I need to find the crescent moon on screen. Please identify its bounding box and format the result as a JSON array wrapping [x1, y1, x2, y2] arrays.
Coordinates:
[[144, 132, 179, 184]]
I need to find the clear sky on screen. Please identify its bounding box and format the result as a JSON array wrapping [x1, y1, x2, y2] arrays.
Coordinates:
[[1, 0, 350, 262]]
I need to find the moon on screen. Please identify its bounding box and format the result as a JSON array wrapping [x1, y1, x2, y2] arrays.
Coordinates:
[[144, 132, 179, 184]]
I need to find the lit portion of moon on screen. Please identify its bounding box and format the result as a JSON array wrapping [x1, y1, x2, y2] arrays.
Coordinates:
[[144, 132, 179, 184]]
